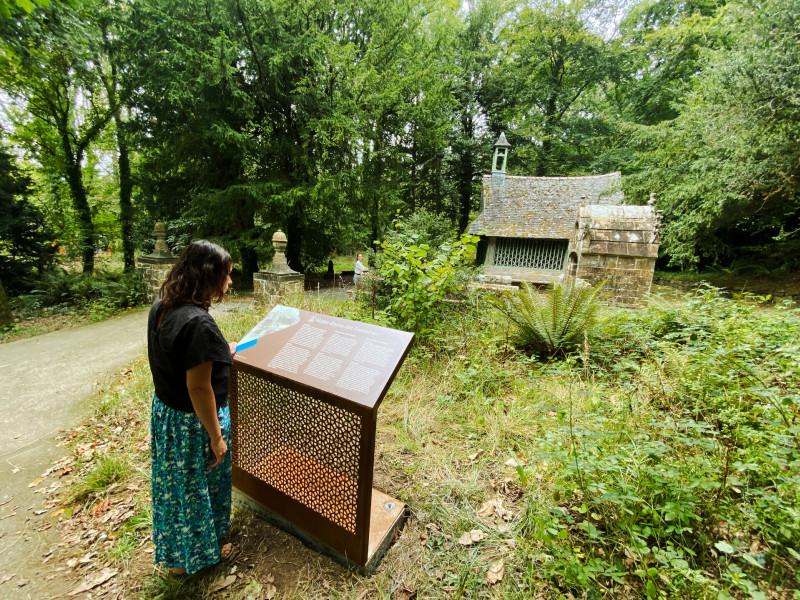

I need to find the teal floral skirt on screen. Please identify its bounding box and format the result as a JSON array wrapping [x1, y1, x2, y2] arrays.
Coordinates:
[[150, 395, 231, 574]]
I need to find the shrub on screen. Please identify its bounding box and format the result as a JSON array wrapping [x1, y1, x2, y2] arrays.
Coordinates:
[[377, 232, 479, 333], [519, 289, 800, 597], [491, 280, 604, 358], [15, 268, 148, 313], [383, 209, 456, 250]]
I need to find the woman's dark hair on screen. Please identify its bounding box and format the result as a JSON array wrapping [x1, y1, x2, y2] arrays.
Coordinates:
[[159, 240, 232, 311]]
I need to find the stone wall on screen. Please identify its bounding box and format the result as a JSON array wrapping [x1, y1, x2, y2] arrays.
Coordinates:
[[137, 258, 176, 302], [577, 254, 657, 305], [574, 205, 660, 306], [253, 272, 305, 306]]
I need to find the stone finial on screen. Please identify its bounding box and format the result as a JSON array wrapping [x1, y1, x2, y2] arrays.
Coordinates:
[[152, 222, 172, 258], [265, 230, 298, 275]]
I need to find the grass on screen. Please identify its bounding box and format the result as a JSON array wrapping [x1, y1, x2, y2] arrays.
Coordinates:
[[69, 455, 132, 504], [48, 287, 799, 599]]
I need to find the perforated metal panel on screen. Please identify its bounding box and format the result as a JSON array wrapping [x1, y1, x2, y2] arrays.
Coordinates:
[[233, 370, 362, 533], [493, 238, 568, 270]]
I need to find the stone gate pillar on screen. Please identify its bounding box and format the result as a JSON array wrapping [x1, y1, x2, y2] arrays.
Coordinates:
[[136, 222, 177, 302], [253, 230, 305, 305]]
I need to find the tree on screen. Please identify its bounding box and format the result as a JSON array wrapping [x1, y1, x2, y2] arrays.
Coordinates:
[[449, 0, 505, 232], [483, 0, 615, 176], [98, 0, 136, 272], [614, 0, 727, 125], [1, 1, 114, 273], [0, 145, 54, 293], [624, 0, 800, 268]]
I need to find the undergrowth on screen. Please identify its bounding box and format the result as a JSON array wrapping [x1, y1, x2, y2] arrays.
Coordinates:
[[53, 288, 798, 598]]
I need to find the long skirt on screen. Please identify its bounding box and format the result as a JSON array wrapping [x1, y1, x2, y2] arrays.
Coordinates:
[[150, 395, 231, 574]]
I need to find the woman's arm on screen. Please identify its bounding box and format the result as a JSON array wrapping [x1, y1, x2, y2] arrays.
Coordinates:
[[186, 361, 227, 467]]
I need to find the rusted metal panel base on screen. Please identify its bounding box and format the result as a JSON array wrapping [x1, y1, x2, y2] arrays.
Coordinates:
[[235, 486, 407, 575]]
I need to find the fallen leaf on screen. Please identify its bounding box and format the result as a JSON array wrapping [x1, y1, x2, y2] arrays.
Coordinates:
[[66, 558, 78, 569], [33, 509, 47, 516], [68, 568, 117, 596], [458, 529, 487, 546], [505, 457, 526, 468], [90, 500, 112, 517], [476, 500, 496, 518], [264, 582, 277, 599], [495, 498, 514, 521], [0, 574, 14, 585], [27, 477, 44, 488], [208, 574, 237, 594], [486, 561, 505, 585], [11, 468, 20, 474], [467, 449, 484, 461], [394, 587, 416, 600]]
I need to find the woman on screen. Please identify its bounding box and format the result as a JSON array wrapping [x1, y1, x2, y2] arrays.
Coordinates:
[[147, 240, 236, 575]]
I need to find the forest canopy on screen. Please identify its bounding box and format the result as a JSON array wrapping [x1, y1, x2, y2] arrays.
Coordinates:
[[1, 0, 798, 285]]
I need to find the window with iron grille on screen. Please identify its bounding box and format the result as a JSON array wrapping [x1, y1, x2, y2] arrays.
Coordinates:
[[493, 238, 568, 270]]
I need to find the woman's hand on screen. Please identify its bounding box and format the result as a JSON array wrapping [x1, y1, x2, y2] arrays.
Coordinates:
[[229, 341, 237, 356], [209, 434, 228, 468]]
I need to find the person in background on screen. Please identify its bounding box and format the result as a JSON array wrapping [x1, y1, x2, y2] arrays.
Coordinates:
[[353, 252, 368, 285], [147, 240, 237, 575]]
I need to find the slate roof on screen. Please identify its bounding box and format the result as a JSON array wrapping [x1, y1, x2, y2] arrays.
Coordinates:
[[468, 172, 624, 239]]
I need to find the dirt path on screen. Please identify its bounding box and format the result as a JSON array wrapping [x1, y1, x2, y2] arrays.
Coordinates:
[[0, 301, 248, 598]]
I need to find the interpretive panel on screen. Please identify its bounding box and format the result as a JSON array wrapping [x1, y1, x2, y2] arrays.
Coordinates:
[[233, 305, 414, 409], [231, 305, 413, 569]]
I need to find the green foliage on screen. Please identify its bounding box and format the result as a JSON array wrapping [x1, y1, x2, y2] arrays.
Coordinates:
[[15, 268, 147, 314], [377, 232, 479, 333], [520, 288, 800, 597], [382, 209, 457, 252], [0, 146, 54, 293], [71, 454, 131, 503], [623, 0, 800, 268], [483, 0, 616, 175], [492, 280, 604, 358]]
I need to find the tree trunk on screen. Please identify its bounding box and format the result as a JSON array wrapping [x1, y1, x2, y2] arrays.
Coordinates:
[[458, 112, 474, 233], [238, 243, 258, 288], [115, 116, 135, 272], [537, 88, 559, 176], [65, 154, 94, 274], [286, 203, 304, 272]]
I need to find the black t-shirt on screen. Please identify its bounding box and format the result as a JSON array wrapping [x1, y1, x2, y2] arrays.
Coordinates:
[[147, 300, 232, 413]]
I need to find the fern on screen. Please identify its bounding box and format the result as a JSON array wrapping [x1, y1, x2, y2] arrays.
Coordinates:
[[491, 280, 604, 357]]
